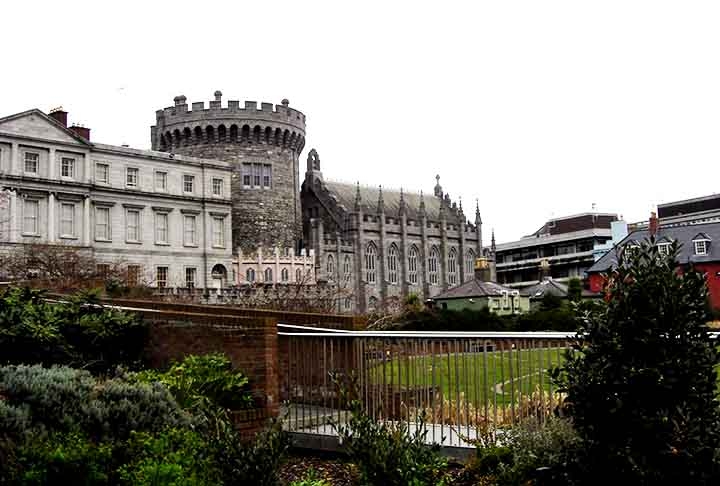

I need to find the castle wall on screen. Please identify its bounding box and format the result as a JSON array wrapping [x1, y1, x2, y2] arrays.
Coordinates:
[[152, 94, 306, 251]]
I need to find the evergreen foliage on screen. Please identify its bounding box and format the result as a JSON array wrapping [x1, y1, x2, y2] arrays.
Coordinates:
[[554, 238, 720, 484], [0, 287, 146, 374]]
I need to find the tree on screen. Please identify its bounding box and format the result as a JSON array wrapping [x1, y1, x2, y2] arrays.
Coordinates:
[[554, 238, 720, 484], [566, 277, 582, 303]]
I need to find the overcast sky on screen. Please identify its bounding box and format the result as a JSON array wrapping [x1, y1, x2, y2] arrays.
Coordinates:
[[4, 1, 720, 244]]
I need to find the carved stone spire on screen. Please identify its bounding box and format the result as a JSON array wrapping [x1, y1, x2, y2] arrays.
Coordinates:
[[419, 190, 426, 217], [434, 175, 443, 198], [491, 229, 496, 253], [398, 187, 406, 215], [377, 185, 384, 214], [475, 199, 482, 225], [354, 181, 362, 211]]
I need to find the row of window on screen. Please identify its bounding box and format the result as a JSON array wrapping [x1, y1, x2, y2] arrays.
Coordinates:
[[358, 244, 475, 286], [241, 163, 272, 189], [103, 264, 199, 289], [245, 267, 311, 283], [20, 151, 227, 197], [21, 199, 226, 248], [627, 239, 712, 257]]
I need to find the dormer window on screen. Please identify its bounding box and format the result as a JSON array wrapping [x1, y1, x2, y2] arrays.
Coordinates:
[[657, 242, 671, 256], [692, 233, 711, 256], [694, 239, 709, 256]]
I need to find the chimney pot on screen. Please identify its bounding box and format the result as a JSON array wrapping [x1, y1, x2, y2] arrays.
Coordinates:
[[48, 108, 68, 127], [649, 211, 658, 236], [70, 124, 91, 141]]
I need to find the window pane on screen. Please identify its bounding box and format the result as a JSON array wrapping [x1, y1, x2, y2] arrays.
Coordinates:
[[184, 215, 196, 245], [156, 213, 168, 243], [96, 207, 109, 240], [23, 199, 39, 234], [60, 203, 74, 236], [24, 153, 38, 173]]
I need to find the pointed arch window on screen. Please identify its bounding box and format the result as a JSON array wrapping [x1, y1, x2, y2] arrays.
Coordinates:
[[343, 255, 352, 282], [264, 267, 273, 283], [408, 246, 419, 285], [448, 248, 458, 286], [387, 244, 399, 285], [365, 243, 377, 284], [428, 246, 440, 285], [246, 268, 255, 283], [281, 268, 289, 282], [296, 268, 303, 283], [465, 249, 476, 281], [326, 254, 335, 280]]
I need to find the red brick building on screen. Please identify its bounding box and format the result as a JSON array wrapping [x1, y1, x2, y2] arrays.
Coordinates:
[[587, 220, 720, 310]]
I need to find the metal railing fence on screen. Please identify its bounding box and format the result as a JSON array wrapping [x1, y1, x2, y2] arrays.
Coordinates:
[[279, 326, 573, 447]]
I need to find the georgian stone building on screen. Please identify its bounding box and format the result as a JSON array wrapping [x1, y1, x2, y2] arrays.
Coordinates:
[[301, 150, 486, 313], [0, 108, 234, 288]]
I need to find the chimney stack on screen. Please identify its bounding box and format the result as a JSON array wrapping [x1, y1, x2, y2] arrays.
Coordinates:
[[70, 124, 91, 141], [48, 107, 68, 127], [649, 211, 658, 237], [539, 258, 551, 281], [474, 257, 492, 282]]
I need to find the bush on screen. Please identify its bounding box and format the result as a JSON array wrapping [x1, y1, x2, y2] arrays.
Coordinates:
[[0, 287, 146, 374], [117, 428, 221, 486], [0, 364, 190, 443], [554, 238, 720, 484], [9, 432, 114, 486], [289, 468, 331, 486], [334, 382, 448, 486], [134, 353, 254, 412], [213, 417, 290, 486]]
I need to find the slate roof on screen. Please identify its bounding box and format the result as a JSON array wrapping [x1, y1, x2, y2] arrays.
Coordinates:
[[432, 280, 517, 300], [587, 220, 720, 274], [519, 278, 569, 299], [322, 181, 459, 222]]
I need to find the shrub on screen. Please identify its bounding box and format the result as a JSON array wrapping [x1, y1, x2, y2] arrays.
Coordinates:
[[289, 468, 331, 486], [117, 428, 221, 486], [0, 364, 190, 443], [134, 353, 254, 412], [0, 287, 146, 374], [9, 432, 114, 486], [333, 382, 448, 486], [554, 238, 720, 484], [212, 417, 290, 486]]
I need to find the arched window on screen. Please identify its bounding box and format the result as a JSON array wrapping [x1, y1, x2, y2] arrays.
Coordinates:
[[326, 254, 335, 280], [281, 268, 289, 282], [296, 268, 303, 283], [365, 243, 377, 284], [205, 125, 215, 143], [448, 248, 458, 286], [343, 255, 352, 282], [408, 245, 419, 285], [264, 267, 273, 283], [246, 268, 255, 283], [387, 244, 399, 285], [194, 126, 203, 143], [465, 249, 476, 281], [183, 127, 192, 145], [428, 246, 439, 285]]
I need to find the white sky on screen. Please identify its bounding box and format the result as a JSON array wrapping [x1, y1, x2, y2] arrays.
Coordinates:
[[4, 1, 720, 244]]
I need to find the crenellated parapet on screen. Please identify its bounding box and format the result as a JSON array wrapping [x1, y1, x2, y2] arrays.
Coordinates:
[[152, 92, 306, 152]]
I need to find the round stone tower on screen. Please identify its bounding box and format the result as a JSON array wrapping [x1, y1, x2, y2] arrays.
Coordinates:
[[151, 91, 306, 251]]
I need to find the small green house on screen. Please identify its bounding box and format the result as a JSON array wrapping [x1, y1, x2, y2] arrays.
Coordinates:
[[431, 280, 530, 314]]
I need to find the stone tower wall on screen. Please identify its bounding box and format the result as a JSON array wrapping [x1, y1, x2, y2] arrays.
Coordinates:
[[152, 92, 306, 251]]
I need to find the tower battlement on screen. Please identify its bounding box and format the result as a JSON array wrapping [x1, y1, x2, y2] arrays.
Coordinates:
[[152, 91, 305, 152]]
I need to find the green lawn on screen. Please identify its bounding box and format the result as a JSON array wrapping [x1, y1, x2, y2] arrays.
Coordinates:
[[368, 347, 567, 407]]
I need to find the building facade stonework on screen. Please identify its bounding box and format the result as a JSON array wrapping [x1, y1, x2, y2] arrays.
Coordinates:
[[152, 92, 305, 251], [0, 108, 234, 289]]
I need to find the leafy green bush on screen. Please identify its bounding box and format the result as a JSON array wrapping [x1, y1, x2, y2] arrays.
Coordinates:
[[9, 432, 113, 486], [333, 386, 448, 486], [212, 417, 290, 486], [0, 287, 146, 374], [289, 468, 331, 486], [0, 364, 190, 443], [117, 428, 220, 486], [134, 353, 254, 411], [554, 239, 720, 484]]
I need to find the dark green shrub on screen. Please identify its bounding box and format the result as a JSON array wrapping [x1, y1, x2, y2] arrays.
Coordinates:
[[0, 287, 146, 374], [554, 238, 720, 484], [117, 428, 220, 486], [333, 390, 448, 486], [10, 432, 113, 486], [213, 417, 290, 486], [134, 353, 253, 411], [0, 364, 190, 443], [289, 468, 331, 486]]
